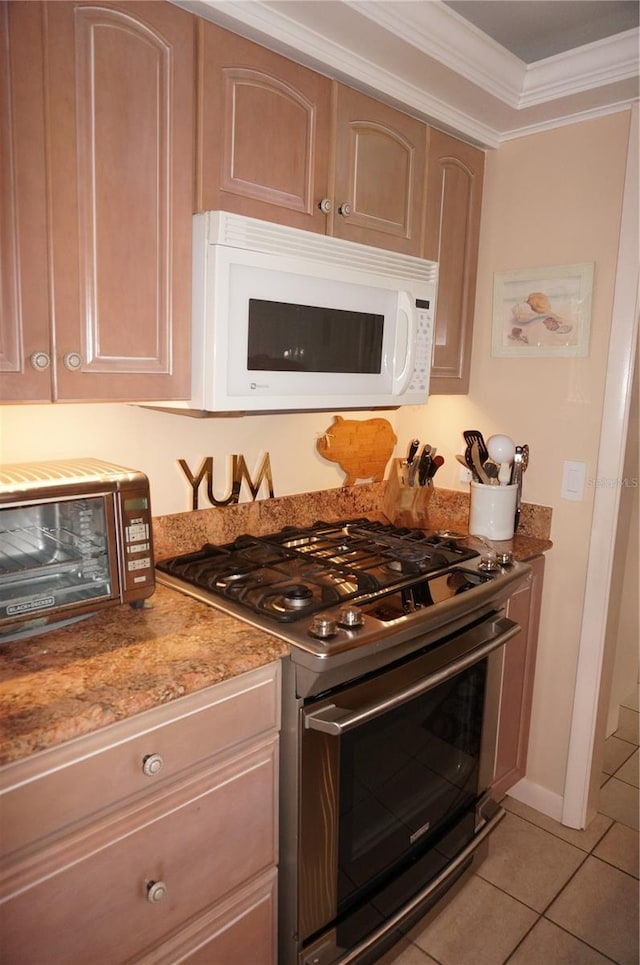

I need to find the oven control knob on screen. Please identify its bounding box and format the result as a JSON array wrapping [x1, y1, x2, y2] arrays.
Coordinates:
[[478, 555, 500, 572], [337, 607, 364, 629], [309, 614, 338, 639]]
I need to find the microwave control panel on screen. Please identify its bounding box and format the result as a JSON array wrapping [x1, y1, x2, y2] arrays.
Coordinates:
[[407, 298, 434, 397], [119, 490, 154, 591]]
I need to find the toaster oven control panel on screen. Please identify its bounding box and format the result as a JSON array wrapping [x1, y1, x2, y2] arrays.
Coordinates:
[[120, 491, 154, 593]]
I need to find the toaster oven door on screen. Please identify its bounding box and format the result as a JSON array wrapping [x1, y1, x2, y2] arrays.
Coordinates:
[[0, 495, 118, 637]]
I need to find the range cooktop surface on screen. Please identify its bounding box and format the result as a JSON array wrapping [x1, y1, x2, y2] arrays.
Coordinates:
[[156, 519, 529, 664]]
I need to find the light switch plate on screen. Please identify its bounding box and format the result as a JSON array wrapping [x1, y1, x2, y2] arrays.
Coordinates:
[[561, 460, 586, 500]]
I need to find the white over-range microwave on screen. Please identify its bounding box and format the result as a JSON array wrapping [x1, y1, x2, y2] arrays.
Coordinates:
[[189, 212, 438, 412]]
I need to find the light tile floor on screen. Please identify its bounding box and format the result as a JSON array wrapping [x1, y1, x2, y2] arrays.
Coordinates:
[[379, 689, 639, 965]]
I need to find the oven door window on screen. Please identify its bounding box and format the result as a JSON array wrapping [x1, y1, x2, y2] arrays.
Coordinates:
[[337, 660, 486, 911], [0, 496, 115, 627]]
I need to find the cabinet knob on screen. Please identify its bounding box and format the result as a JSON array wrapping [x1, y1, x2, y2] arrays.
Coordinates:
[[146, 880, 167, 904], [338, 202, 352, 217], [318, 198, 333, 214], [30, 351, 51, 371], [63, 352, 82, 371], [142, 753, 164, 776]]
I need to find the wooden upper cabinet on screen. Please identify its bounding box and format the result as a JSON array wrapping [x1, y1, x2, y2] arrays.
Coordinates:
[[42, 1, 194, 402], [0, 1, 52, 402], [196, 29, 427, 256], [425, 128, 484, 394], [331, 85, 426, 256], [197, 21, 332, 232]]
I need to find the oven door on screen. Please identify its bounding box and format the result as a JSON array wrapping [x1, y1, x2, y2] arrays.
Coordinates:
[[297, 613, 519, 964], [0, 495, 118, 638]]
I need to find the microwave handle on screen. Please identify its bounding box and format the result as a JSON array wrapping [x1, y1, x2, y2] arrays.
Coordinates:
[[391, 291, 416, 395]]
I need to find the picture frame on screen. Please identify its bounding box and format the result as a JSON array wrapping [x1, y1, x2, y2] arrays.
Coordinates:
[[492, 262, 594, 358]]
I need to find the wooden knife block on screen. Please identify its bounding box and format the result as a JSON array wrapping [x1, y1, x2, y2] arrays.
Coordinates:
[[383, 458, 433, 528]]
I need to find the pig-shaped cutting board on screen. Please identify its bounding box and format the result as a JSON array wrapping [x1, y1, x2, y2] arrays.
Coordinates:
[[317, 416, 397, 486]]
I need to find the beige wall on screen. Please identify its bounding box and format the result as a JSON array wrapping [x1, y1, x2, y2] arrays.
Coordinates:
[[473, 111, 631, 803], [0, 109, 633, 809], [399, 109, 633, 807]]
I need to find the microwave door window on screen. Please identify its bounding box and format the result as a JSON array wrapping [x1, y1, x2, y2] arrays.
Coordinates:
[[247, 299, 384, 374], [0, 497, 114, 626]]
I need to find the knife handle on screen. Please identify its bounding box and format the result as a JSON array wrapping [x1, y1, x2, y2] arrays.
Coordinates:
[[417, 448, 432, 486], [406, 439, 420, 465], [426, 455, 444, 486]]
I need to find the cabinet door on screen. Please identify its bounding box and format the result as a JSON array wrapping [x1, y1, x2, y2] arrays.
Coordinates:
[[492, 555, 545, 799], [0, 1, 52, 402], [425, 129, 484, 394], [197, 21, 332, 232], [332, 84, 426, 255], [0, 741, 278, 965], [43, 1, 194, 401], [145, 870, 277, 965]]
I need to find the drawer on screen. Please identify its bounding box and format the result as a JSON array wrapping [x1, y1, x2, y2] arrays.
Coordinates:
[[1, 662, 280, 858], [0, 739, 278, 965], [143, 869, 277, 965]]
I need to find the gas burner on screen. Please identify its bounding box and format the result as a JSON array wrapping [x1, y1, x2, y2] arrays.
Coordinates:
[[216, 565, 257, 584], [281, 584, 316, 610], [245, 580, 341, 622]]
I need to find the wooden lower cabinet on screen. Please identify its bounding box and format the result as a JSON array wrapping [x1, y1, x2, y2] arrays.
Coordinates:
[[0, 663, 280, 965], [492, 556, 545, 799], [147, 870, 277, 965]]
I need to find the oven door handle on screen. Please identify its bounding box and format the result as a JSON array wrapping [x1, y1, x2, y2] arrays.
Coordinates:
[[304, 616, 519, 735]]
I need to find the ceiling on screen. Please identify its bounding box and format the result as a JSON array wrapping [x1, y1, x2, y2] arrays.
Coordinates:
[[443, 1, 639, 63], [175, 0, 640, 147]]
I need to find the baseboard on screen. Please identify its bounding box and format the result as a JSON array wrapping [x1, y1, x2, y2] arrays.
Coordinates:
[[507, 777, 564, 822]]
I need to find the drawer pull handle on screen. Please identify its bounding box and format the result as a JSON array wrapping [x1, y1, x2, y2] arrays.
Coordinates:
[[338, 202, 352, 217], [146, 880, 167, 904], [142, 753, 164, 776], [318, 197, 332, 214]]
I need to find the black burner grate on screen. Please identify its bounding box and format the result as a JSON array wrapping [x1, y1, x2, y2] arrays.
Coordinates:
[[156, 520, 479, 624]]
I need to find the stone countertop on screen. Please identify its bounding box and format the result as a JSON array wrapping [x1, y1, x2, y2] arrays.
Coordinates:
[[0, 483, 552, 769], [0, 584, 288, 767]]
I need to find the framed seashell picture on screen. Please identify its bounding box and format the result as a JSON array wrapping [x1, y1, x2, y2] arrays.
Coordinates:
[[492, 262, 594, 357]]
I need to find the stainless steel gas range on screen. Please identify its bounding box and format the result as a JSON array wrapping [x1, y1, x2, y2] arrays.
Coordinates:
[[156, 518, 530, 965]]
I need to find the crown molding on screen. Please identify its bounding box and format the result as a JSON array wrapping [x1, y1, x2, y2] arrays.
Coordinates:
[[353, 2, 639, 110], [521, 30, 640, 107], [500, 98, 637, 142], [176, 0, 503, 145], [173, 0, 639, 147], [345, 0, 525, 108]]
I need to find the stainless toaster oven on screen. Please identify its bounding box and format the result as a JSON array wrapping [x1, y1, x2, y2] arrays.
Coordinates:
[[0, 458, 155, 641]]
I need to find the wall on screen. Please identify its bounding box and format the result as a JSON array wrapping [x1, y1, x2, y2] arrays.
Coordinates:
[[0, 404, 407, 514], [396, 109, 633, 813], [0, 109, 632, 814]]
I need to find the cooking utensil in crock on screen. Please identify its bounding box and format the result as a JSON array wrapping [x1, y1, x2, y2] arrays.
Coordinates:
[[511, 447, 524, 530], [487, 434, 515, 486], [483, 460, 499, 484], [468, 440, 491, 484], [463, 430, 489, 466]]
